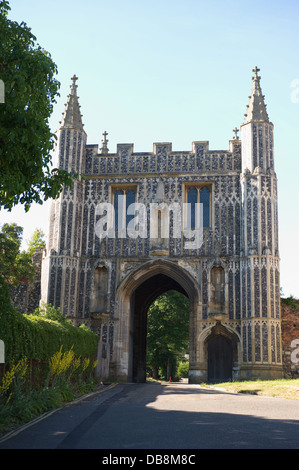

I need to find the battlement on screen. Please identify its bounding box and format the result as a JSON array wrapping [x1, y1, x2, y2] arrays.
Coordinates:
[[85, 139, 241, 176]]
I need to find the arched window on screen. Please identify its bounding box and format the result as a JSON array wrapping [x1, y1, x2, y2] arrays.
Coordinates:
[[187, 187, 197, 229], [186, 185, 211, 229], [113, 187, 136, 235], [126, 189, 136, 228], [114, 189, 124, 230], [200, 187, 210, 227]]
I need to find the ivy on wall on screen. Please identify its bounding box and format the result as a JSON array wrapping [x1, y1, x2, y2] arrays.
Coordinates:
[[0, 278, 98, 365]]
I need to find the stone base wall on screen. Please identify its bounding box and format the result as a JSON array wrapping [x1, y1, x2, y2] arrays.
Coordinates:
[[9, 249, 43, 314], [8, 250, 299, 382]]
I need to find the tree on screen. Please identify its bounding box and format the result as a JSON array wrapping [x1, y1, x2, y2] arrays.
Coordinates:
[[26, 228, 46, 257], [0, 1, 75, 212], [0, 223, 34, 286], [146, 290, 189, 380]]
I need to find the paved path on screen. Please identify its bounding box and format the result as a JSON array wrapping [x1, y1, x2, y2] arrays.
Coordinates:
[[1, 382, 299, 449]]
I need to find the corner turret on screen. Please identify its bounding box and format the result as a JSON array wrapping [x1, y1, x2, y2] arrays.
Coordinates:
[[243, 66, 270, 124], [241, 67, 274, 175], [59, 75, 85, 132]]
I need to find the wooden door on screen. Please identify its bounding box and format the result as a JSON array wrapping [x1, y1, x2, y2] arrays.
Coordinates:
[[208, 335, 233, 383]]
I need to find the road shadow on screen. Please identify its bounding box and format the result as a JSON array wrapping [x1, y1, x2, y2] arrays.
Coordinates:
[[1, 382, 299, 449]]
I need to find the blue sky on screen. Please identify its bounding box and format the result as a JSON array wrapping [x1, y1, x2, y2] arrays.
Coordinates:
[[1, 0, 299, 296]]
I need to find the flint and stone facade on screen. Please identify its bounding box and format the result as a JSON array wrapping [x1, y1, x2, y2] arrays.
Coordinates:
[[41, 68, 283, 383]]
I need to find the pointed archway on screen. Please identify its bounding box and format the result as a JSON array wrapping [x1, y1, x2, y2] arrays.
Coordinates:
[[132, 273, 188, 382], [112, 259, 200, 383]]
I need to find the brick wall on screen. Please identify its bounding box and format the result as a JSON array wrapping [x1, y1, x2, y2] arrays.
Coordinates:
[[281, 299, 299, 378]]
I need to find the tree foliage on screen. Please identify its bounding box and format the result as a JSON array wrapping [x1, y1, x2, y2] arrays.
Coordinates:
[[0, 0, 75, 211], [146, 290, 189, 380], [0, 222, 34, 285], [0, 223, 98, 366], [26, 228, 46, 257]]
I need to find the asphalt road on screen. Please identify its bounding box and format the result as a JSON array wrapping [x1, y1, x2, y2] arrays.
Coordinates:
[[1, 382, 299, 450]]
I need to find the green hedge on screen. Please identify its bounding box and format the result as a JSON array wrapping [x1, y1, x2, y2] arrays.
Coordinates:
[[0, 284, 98, 364]]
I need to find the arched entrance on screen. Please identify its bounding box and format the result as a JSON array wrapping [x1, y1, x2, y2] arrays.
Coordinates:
[[113, 259, 200, 383], [132, 274, 188, 382]]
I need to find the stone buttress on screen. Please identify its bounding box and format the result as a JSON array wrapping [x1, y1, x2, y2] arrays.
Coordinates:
[[240, 67, 282, 379], [41, 76, 87, 322]]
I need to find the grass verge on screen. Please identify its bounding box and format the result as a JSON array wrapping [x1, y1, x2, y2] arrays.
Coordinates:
[[201, 378, 299, 400]]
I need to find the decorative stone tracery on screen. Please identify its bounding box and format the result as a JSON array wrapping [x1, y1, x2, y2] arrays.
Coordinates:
[[41, 68, 283, 382]]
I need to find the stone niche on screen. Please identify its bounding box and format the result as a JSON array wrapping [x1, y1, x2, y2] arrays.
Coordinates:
[[208, 266, 228, 320], [90, 264, 109, 316]]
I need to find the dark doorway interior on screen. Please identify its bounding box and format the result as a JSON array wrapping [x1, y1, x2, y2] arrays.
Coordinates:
[[208, 335, 233, 383], [131, 273, 188, 383]]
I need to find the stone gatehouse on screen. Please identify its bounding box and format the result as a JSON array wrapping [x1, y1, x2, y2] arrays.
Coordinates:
[[41, 67, 283, 383]]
